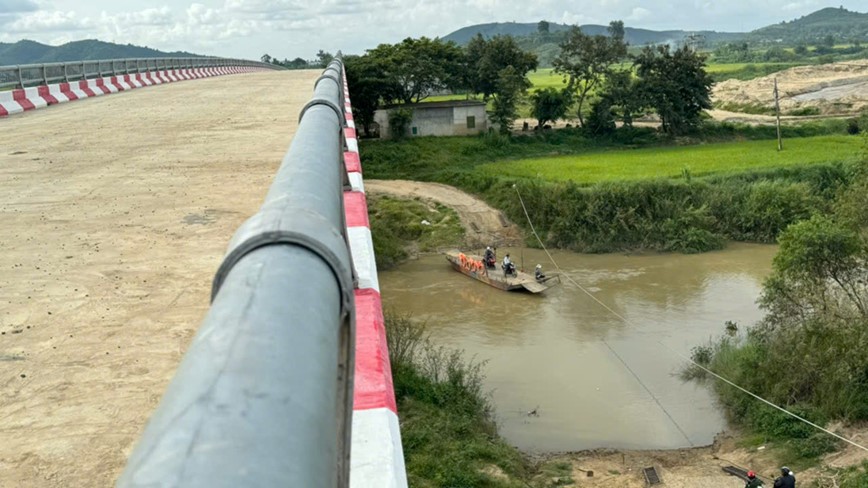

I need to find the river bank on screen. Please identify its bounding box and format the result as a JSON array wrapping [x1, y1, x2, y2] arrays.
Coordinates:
[[373, 181, 868, 486], [533, 426, 868, 487], [361, 127, 863, 254]]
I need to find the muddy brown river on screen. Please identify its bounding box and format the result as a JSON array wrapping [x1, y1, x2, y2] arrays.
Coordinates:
[[379, 243, 778, 452]]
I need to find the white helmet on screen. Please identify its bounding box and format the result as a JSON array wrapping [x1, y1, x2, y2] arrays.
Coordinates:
[[486, 246, 491, 251], [536, 264, 542, 269]]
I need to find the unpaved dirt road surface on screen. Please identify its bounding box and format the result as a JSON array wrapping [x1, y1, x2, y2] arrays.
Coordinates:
[[714, 61, 868, 114], [0, 69, 318, 487], [550, 427, 868, 487], [364, 179, 522, 247]]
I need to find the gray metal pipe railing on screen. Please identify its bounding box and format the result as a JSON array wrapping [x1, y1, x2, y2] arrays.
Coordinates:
[[0, 56, 282, 90], [116, 58, 355, 487]]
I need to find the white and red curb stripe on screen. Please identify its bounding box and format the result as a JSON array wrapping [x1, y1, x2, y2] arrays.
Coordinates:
[[344, 71, 408, 487], [1, 66, 264, 117]]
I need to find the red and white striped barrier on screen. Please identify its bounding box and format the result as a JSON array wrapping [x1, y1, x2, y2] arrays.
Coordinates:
[[344, 71, 408, 488], [0, 66, 265, 117]]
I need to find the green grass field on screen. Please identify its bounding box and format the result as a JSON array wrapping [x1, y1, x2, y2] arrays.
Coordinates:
[[527, 68, 566, 91], [477, 135, 862, 184], [527, 62, 803, 90], [416, 61, 798, 108]]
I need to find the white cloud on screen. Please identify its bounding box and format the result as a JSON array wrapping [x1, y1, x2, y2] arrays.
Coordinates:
[[107, 6, 174, 26], [6, 10, 91, 32], [0, 0, 866, 61], [627, 7, 650, 21]]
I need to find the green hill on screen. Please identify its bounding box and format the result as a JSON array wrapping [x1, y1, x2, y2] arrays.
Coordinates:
[[442, 8, 868, 66], [749, 7, 868, 43], [443, 21, 740, 47], [0, 39, 204, 66]]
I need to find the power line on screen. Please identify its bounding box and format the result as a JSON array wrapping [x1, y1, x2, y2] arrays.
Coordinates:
[[512, 185, 694, 447], [512, 184, 868, 454]]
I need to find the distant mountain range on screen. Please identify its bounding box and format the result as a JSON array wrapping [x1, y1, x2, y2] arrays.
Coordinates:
[[0, 39, 204, 66], [442, 7, 868, 47], [749, 7, 868, 42], [443, 22, 741, 47]]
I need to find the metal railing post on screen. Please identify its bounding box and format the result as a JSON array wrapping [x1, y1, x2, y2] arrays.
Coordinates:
[[0, 56, 281, 91], [116, 60, 350, 488]]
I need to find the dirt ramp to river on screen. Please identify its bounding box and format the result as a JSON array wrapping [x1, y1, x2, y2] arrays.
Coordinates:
[[364, 179, 522, 248], [714, 61, 868, 115]]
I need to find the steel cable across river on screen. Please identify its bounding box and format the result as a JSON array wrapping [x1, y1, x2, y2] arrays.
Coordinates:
[[380, 243, 778, 451]]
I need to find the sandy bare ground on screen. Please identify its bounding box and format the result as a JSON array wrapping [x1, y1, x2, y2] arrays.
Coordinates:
[[714, 61, 868, 114], [546, 426, 868, 487], [364, 179, 522, 247], [0, 69, 319, 486]]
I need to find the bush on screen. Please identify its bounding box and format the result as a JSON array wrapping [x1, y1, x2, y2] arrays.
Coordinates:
[[386, 314, 531, 487], [787, 106, 821, 116], [388, 108, 414, 139], [686, 163, 868, 464], [846, 112, 868, 135], [368, 194, 465, 269]]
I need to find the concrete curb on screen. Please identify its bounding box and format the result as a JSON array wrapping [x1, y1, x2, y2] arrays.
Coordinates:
[[0, 66, 265, 117], [343, 69, 409, 488]]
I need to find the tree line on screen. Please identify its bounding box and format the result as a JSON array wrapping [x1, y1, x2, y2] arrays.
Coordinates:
[[345, 21, 714, 137], [259, 50, 334, 70]]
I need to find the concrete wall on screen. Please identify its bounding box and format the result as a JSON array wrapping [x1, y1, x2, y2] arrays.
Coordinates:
[[374, 104, 487, 139]]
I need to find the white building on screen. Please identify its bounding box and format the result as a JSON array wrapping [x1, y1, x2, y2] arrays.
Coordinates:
[[373, 100, 488, 139]]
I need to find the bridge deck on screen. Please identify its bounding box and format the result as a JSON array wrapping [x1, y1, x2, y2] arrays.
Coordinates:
[[0, 70, 318, 486]]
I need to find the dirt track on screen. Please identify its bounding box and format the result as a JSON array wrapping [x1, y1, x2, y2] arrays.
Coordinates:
[[0, 69, 318, 486], [364, 179, 522, 247]]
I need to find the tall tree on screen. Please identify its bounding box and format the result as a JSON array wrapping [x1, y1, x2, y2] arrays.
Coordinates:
[[596, 69, 643, 128], [553, 21, 627, 127], [490, 66, 530, 134], [366, 37, 464, 103], [634, 44, 713, 135], [530, 87, 571, 128], [316, 50, 334, 68], [344, 54, 394, 137], [466, 35, 538, 101], [538, 20, 550, 34]]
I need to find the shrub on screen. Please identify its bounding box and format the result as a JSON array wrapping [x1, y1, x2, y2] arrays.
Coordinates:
[[386, 314, 531, 487], [388, 108, 414, 139]]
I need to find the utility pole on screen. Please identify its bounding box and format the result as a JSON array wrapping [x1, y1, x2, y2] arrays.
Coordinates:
[[774, 77, 783, 151]]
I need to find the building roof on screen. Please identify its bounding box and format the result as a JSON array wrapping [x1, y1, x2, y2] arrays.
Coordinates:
[[382, 100, 486, 110]]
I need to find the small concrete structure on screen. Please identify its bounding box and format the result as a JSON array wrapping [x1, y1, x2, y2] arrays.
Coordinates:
[[374, 100, 487, 138]]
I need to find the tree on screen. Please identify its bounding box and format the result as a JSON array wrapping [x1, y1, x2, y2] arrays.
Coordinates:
[[538, 20, 550, 34], [823, 34, 835, 48], [316, 50, 334, 68], [490, 66, 530, 134], [465, 34, 538, 101], [794, 44, 809, 56], [366, 37, 464, 103], [530, 87, 571, 128], [260, 53, 272, 64], [596, 69, 643, 128], [634, 44, 713, 135], [344, 54, 394, 137], [286, 57, 309, 69], [553, 21, 628, 127], [760, 215, 867, 327], [586, 99, 616, 135]]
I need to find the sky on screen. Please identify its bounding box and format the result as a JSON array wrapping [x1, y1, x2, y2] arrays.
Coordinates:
[[0, 0, 865, 61]]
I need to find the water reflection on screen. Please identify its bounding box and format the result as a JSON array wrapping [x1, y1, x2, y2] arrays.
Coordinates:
[[380, 243, 777, 452]]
